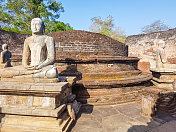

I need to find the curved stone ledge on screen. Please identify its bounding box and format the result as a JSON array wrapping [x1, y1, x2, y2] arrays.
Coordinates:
[[76, 72, 152, 88], [72, 71, 152, 105]]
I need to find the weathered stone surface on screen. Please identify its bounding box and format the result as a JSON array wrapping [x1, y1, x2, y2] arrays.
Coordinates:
[[116, 103, 141, 118], [49, 30, 128, 59], [0, 111, 73, 132], [0, 78, 78, 131], [0, 29, 30, 60], [0, 81, 69, 93], [0, 29, 127, 61], [149, 120, 176, 132], [0, 19, 82, 132], [141, 86, 176, 116], [77, 72, 152, 87], [126, 28, 176, 72], [0, 104, 66, 117], [102, 114, 135, 132], [151, 69, 176, 89], [71, 103, 176, 132], [71, 118, 104, 132], [141, 95, 156, 117], [0, 81, 73, 117]]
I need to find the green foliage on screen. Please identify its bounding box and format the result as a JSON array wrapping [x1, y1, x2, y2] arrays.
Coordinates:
[[90, 15, 126, 43], [0, 0, 73, 34], [141, 20, 169, 34], [45, 21, 73, 34]]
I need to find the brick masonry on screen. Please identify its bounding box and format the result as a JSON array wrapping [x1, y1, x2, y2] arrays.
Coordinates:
[[126, 28, 176, 72], [0, 29, 128, 61], [49, 30, 128, 59], [0, 29, 30, 60]]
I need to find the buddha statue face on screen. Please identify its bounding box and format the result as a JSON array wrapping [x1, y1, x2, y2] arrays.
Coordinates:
[[31, 18, 45, 34], [158, 40, 166, 49], [2, 44, 8, 51]]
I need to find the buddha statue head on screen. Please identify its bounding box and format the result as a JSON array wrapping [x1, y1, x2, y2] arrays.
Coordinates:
[[31, 18, 45, 35], [2, 44, 8, 51], [158, 40, 165, 49]]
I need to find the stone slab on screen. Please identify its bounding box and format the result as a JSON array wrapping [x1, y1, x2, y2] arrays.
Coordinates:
[[116, 103, 141, 118], [0, 104, 66, 117], [71, 103, 176, 132], [150, 68, 176, 73], [1, 77, 59, 83], [151, 80, 173, 90], [149, 120, 176, 132], [151, 69, 176, 90], [0, 81, 69, 96], [0, 111, 73, 132], [152, 77, 173, 83]]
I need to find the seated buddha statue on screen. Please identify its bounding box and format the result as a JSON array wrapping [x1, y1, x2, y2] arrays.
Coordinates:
[[152, 39, 176, 71], [0, 44, 12, 68], [22, 18, 57, 78], [0, 18, 58, 79]]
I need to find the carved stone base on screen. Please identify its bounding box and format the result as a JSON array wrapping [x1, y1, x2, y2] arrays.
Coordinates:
[[150, 68, 176, 90], [0, 81, 81, 132], [0, 112, 73, 132]]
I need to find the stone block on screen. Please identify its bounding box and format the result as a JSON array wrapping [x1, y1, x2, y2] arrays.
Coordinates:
[[0, 110, 73, 132], [0, 104, 66, 117], [141, 95, 156, 117], [0, 95, 6, 106], [2, 76, 59, 83], [33, 96, 43, 107], [16, 96, 28, 105], [0, 81, 69, 96], [138, 61, 151, 72], [151, 69, 176, 90], [6, 95, 16, 105]]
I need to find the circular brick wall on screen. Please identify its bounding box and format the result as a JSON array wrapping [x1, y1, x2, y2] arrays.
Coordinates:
[[49, 30, 128, 60], [0, 30, 128, 61]]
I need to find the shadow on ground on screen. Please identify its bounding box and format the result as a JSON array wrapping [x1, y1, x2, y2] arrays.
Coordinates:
[[128, 92, 176, 132], [68, 92, 176, 132], [128, 112, 176, 132], [68, 105, 94, 132]]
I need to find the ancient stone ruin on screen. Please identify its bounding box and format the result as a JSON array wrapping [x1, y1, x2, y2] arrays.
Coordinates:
[[0, 19, 81, 132], [48, 30, 152, 105], [126, 28, 176, 72], [126, 29, 176, 117], [0, 26, 176, 131]]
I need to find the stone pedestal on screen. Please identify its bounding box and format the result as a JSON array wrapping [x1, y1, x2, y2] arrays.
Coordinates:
[[150, 68, 176, 90], [141, 95, 156, 117], [141, 86, 176, 117], [0, 81, 81, 132]]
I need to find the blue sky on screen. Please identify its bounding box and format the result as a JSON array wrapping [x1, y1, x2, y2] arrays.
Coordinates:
[[59, 0, 176, 36]]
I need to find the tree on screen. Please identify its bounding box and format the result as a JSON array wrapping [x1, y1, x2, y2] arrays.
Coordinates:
[[0, 0, 73, 34], [46, 21, 73, 34], [90, 15, 126, 43], [141, 20, 169, 34]]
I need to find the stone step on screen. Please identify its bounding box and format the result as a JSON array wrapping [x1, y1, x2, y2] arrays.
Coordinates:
[[0, 111, 73, 132]]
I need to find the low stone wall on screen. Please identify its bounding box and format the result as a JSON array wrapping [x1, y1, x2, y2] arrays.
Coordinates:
[[141, 87, 176, 117], [126, 28, 176, 72]]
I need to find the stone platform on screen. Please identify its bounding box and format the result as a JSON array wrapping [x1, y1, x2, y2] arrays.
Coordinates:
[[0, 81, 81, 132], [72, 71, 152, 105], [150, 68, 176, 90]]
